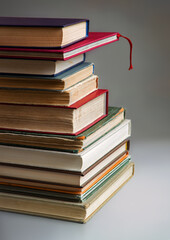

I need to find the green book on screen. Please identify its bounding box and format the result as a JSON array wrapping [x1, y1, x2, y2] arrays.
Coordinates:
[[0, 106, 125, 153]]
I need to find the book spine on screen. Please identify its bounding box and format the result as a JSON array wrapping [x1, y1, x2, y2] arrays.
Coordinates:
[[86, 20, 89, 37]]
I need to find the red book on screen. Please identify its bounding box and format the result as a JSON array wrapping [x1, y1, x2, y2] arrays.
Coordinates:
[[0, 89, 108, 136], [0, 32, 118, 60]]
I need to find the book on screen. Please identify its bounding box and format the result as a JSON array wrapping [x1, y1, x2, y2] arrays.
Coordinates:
[[0, 62, 94, 90], [0, 161, 134, 223], [0, 156, 131, 202], [0, 107, 125, 152], [0, 74, 98, 106], [0, 54, 84, 76], [0, 148, 129, 187], [0, 89, 108, 135], [0, 120, 131, 172], [0, 32, 119, 60], [0, 17, 89, 48]]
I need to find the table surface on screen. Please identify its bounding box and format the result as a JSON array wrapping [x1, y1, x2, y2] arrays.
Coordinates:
[[0, 139, 170, 240]]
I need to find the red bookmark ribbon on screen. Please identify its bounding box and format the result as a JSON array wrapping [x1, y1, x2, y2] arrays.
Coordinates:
[[117, 33, 133, 70]]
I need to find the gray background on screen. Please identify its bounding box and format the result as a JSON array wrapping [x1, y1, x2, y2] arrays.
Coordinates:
[[0, 0, 170, 239]]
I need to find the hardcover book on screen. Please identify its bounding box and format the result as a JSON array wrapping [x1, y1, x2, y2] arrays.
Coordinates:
[[0, 162, 134, 223], [0, 32, 119, 60], [0, 89, 108, 135], [0, 54, 85, 76], [0, 16, 89, 48]]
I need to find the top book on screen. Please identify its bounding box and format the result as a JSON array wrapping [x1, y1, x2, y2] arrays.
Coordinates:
[[0, 16, 89, 48]]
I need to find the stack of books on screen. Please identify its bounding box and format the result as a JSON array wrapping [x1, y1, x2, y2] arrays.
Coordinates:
[[0, 16, 134, 223]]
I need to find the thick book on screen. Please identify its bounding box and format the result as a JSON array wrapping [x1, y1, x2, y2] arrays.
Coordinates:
[[0, 32, 119, 60], [0, 120, 131, 172], [0, 16, 89, 48], [0, 62, 94, 90], [0, 89, 108, 135], [0, 54, 84, 76], [0, 74, 98, 106], [0, 162, 134, 223], [0, 107, 125, 152], [0, 156, 131, 202]]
